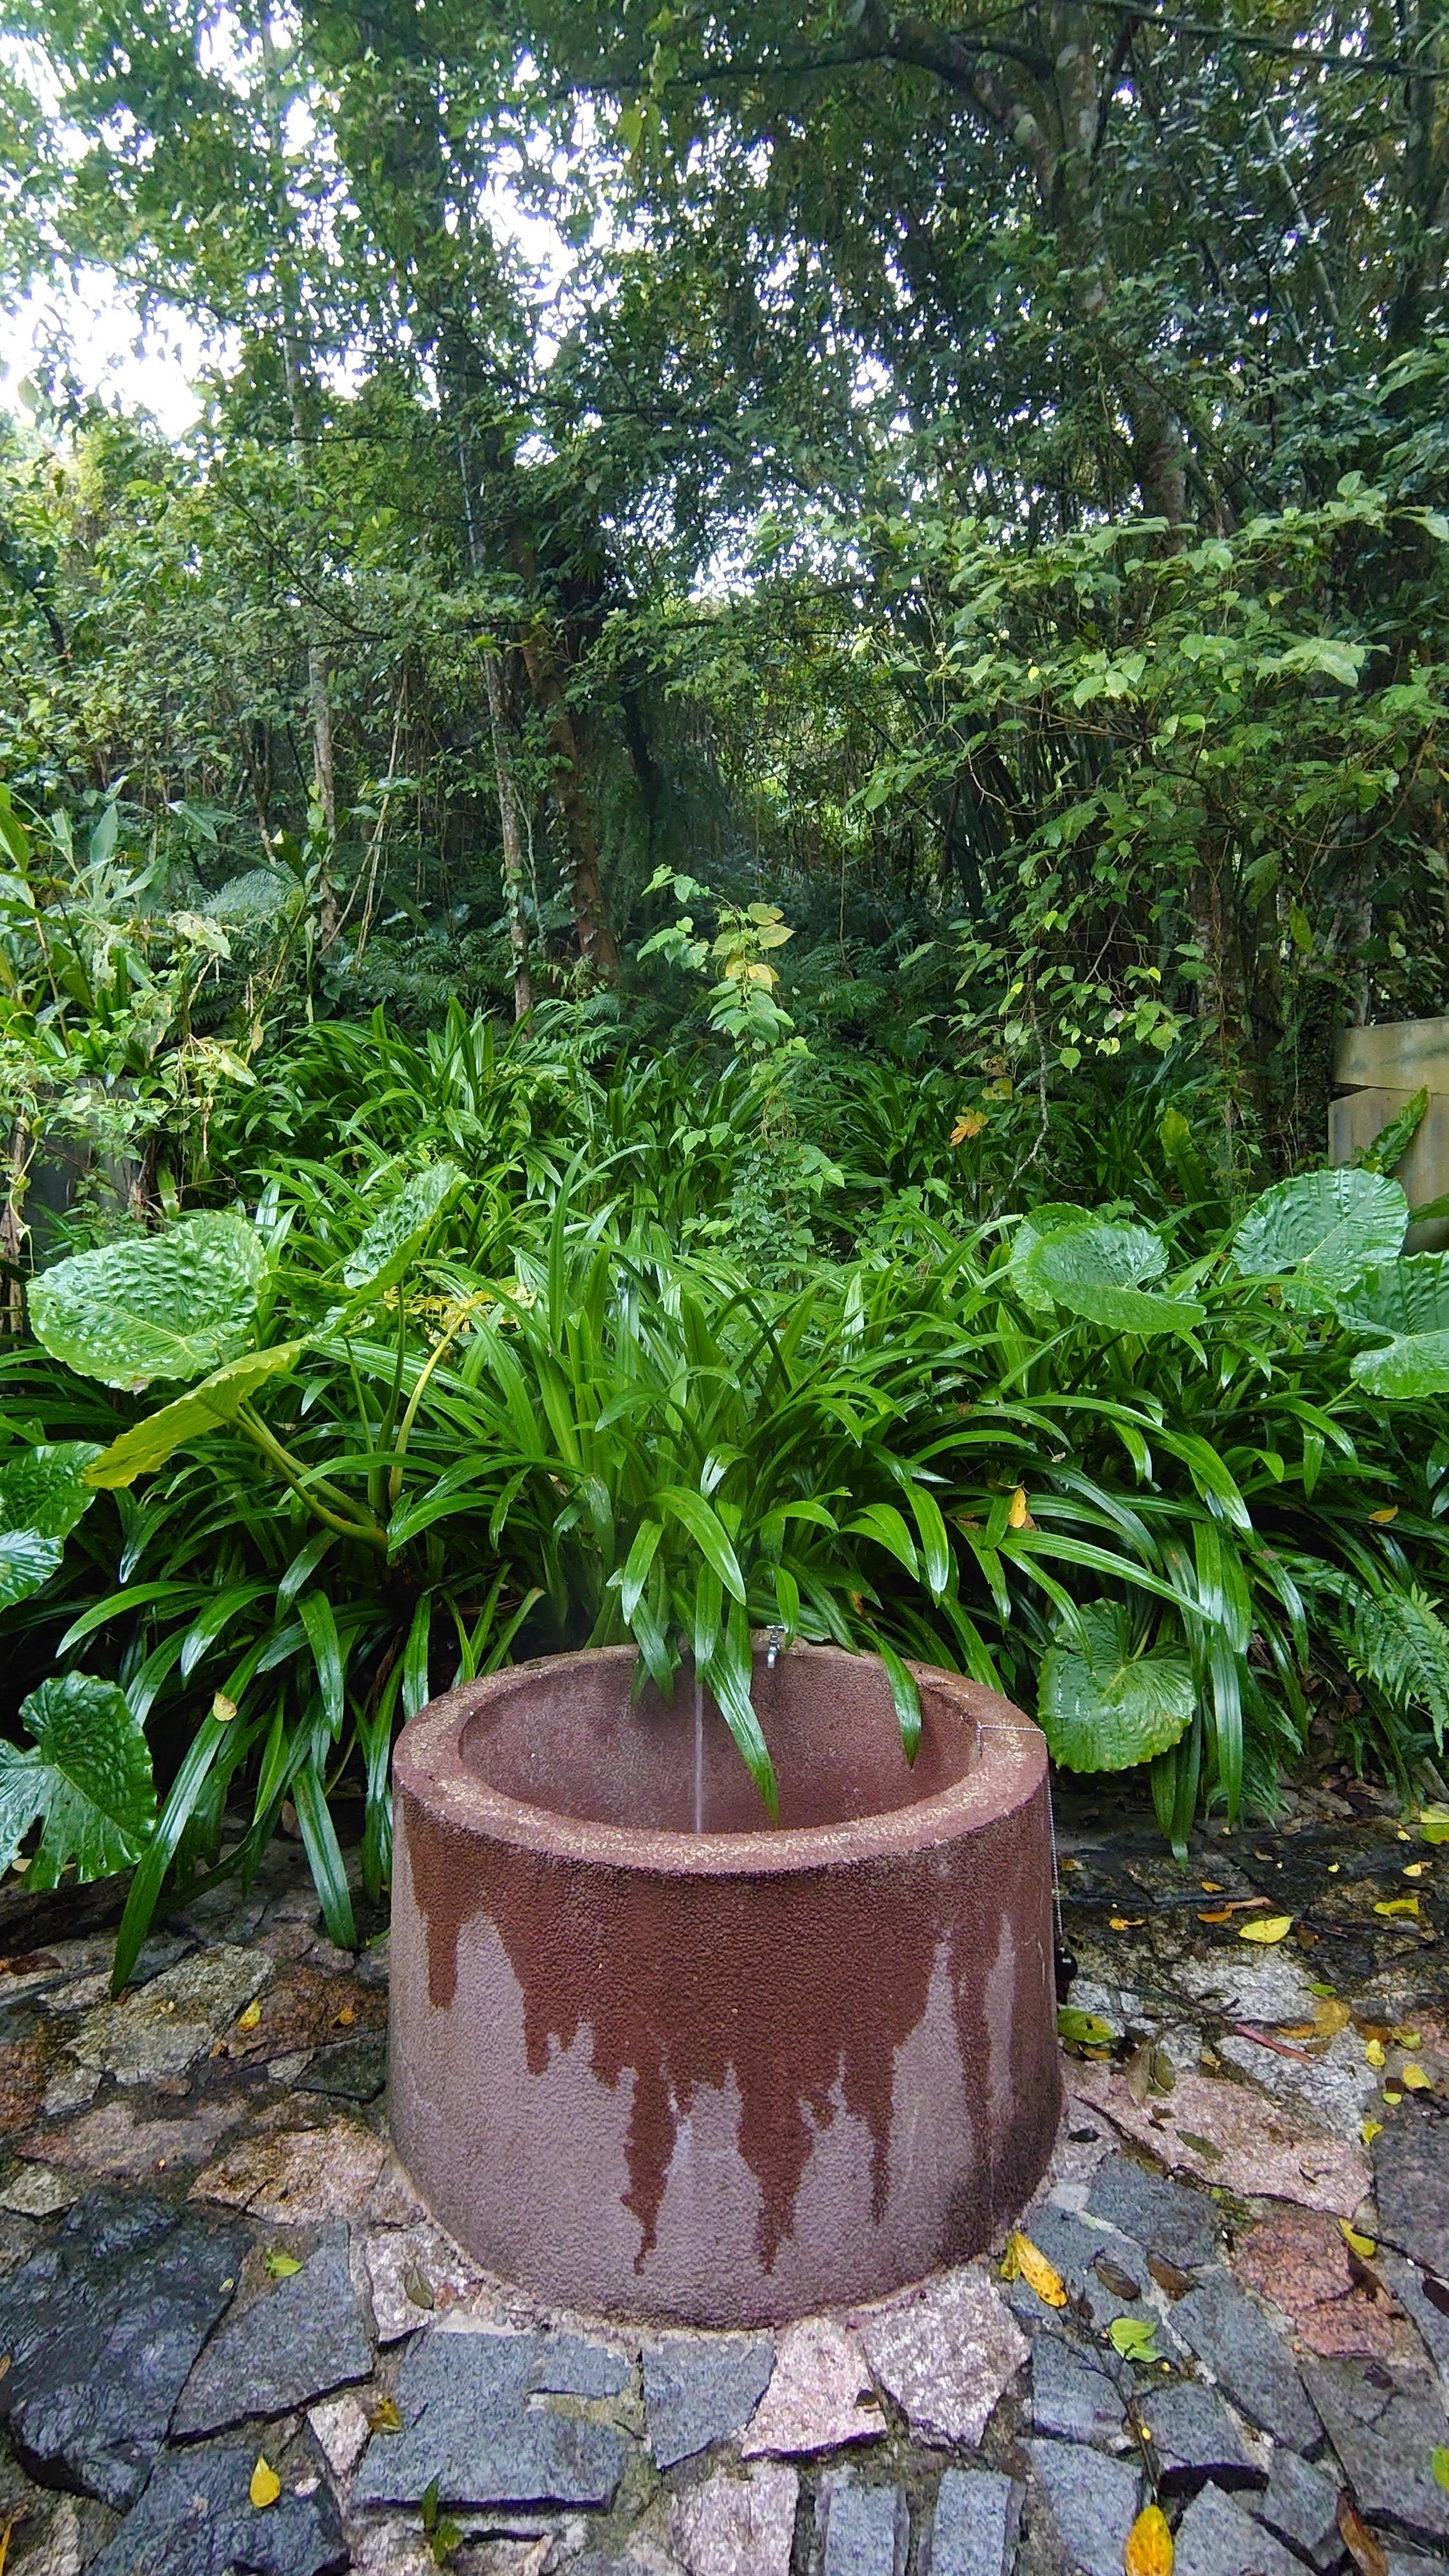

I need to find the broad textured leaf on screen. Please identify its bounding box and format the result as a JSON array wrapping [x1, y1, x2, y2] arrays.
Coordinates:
[[1339, 1255, 1449, 1397], [1231, 1168, 1406, 1307], [1039, 1602, 1195, 1771], [342, 1163, 464, 1292], [0, 1531, 62, 1611], [29, 1214, 268, 1390], [1351, 1331, 1449, 1399], [0, 1673, 155, 1886], [0, 1444, 103, 1538], [83, 1346, 305, 1487], [1023, 1222, 1203, 1337], [1005, 1203, 1096, 1312]]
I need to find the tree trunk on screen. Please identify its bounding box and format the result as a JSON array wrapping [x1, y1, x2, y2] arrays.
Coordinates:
[[482, 647, 533, 1020]]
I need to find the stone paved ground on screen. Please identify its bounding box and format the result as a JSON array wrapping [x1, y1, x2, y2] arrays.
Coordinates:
[[0, 1779, 1443, 2575]]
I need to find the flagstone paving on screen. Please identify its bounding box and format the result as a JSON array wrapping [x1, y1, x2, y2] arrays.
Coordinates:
[[0, 1782, 1441, 2573]]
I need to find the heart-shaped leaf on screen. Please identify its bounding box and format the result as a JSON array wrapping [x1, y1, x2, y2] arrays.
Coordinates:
[[29, 1214, 268, 1390], [1023, 1222, 1204, 1337], [0, 1673, 156, 1887], [1039, 1604, 1195, 1772], [1231, 1168, 1407, 1309]]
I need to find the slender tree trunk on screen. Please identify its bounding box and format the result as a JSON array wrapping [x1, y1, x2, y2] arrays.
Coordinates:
[[259, 10, 338, 924], [482, 647, 533, 1020], [455, 433, 533, 1016], [516, 629, 620, 985]]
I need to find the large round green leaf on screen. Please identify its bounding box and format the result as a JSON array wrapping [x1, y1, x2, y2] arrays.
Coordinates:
[[342, 1163, 464, 1296], [0, 1531, 62, 1613], [0, 1673, 156, 1887], [1351, 1331, 1449, 1400], [1039, 1604, 1195, 1772], [1005, 1204, 1096, 1313], [83, 1344, 306, 1487], [1231, 1168, 1407, 1309], [1023, 1220, 1204, 1337], [28, 1215, 268, 1391], [1337, 1255, 1449, 1399]]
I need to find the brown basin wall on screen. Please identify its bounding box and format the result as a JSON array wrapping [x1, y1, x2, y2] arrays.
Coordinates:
[[389, 1643, 1061, 2326]]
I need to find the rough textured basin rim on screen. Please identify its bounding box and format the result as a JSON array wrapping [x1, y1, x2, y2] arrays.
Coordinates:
[[392, 1643, 1047, 1874]]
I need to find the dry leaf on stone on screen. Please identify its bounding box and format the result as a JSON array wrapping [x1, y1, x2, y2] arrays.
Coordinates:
[[1005, 2232, 1068, 2307], [1124, 2503, 1174, 2576], [1337, 2495, 1388, 2576], [249, 2457, 281, 2509], [1239, 1915, 1294, 1943]]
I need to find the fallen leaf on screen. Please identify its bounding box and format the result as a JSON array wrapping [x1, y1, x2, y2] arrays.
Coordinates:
[[236, 2000, 262, 2032], [1148, 2255, 1193, 2299], [1419, 1805, 1449, 1845], [1365, 2038, 1386, 2069], [1109, 1916, 1146, 1931], [1094, 2253, 1143, 2301], [1008, 1484, 1030, 1528], [1375, 1896, 1421, 1918], [211, 1692, 237, 1723], [1339, 2220, 1377, 2258], [263, 2250, 302, 2279], [1109, 2315, 1162, 2364], [249, 2457, 281, 2510], [1200, 1880, 1223, 1892], [1401, 2062, 1431, 2090], [1392, 2026, 1421, 2045], [334, 2006, 356, 2027], [1432, 2448, 1449, 2494], [1403, 1862, 1429, 1878], [1176, 2129, 1224, 2163], [404, 2264, 435, 2310], [1198, 1908, 1232, 1924], [1124, 2502, 1174, 2576], [1239, 1914, 1294, 1944], [1058, 2006, 1116, 2050], [950, 1110, 987, 1145], [1368, 1506, 1399, 1524], [368, 2398, 403, 2434], [1361, 2117, 1384, 2144], [0, 2510, 17, 2576], [1337, 2494, 1388, 2576], [1007, 2232, 1068, 2307]]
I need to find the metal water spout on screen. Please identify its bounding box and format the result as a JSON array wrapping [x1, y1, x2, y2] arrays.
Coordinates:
[[765, 1624, 785, 1671]]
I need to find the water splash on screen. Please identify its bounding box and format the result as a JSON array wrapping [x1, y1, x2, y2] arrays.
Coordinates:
[[693, 1675, 705, 1835]]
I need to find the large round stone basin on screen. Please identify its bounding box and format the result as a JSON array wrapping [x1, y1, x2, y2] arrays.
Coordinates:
[[388, 1643, 1062, 2325]]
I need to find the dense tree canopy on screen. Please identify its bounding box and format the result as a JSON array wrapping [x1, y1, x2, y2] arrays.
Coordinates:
[[0, 0, 1446, 1171]]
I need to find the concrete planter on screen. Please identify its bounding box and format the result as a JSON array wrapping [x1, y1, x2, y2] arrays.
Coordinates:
[[388, 1643, 1061, 2325]]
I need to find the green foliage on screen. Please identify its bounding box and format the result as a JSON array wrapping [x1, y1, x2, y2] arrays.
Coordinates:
[[0, 1442, 100, 1606], [0, 1673, 155, 1885], [1039, 1606, 1195, 1773], [1230, 1170, 1409, 1310], [29, 1213, 268, 1389]]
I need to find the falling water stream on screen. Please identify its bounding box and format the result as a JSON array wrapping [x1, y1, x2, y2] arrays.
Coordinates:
[[693, 1676, 705, 1835]]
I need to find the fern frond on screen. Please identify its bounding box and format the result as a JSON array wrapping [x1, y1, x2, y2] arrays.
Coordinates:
[[1342, 1581, 1449, 1751]]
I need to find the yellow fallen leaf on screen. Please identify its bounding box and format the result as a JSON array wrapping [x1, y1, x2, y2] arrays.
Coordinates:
[[334, 2005, 356, 2027], [211, 1692, 237, 1723], [1365, 2038, 1386, 2068], [1339, 2220, 1377, 2258], [1199, 1908, 1232, 1924], [950, 1110, 987, 1145], [1239, 1915, 1294, 1944], [1124, 2501, 1174, 2576], [1008, 1485, 1031, 1528], [1401, 2062, 1431, 2090], [236, 2000, 262, 2032], [1361, 2117, 1383, 2144], [1384, 2087, 1403, 2106], [1368, 1506, 1399, 1524], [1109, 1917, 1146, 1930], [1392, 2027, 1422, 2045], [1008, 2230, 1068, 2308], [1200, 1880, 1223, 1892], [249, 2457, 281, 2509], [1375, 1896, 1420, 1917], [1403, 1862, 1429, 1878], [0, 2510, 15, 2576]]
